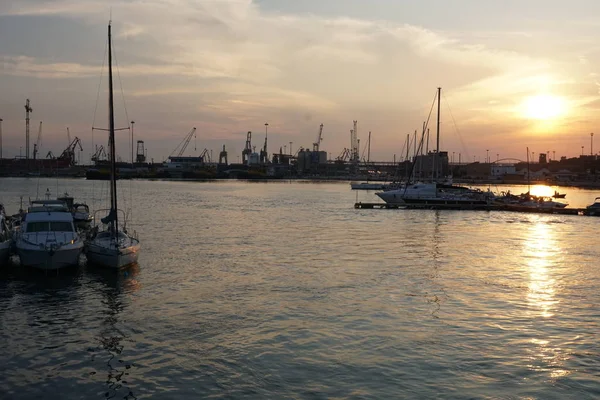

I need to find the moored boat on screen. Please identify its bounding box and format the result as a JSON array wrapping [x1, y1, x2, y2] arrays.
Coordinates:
[[374, 88, 490, 209], [494, 191, 567, 210], [0, 214, 11, 266], [15, 200, 84, 270], [85, 21, 141, 269], [351, 182, 387, 190], [376, 182, 494, 208], [57, 192, 93, 228], [586, 197, 600, 216]]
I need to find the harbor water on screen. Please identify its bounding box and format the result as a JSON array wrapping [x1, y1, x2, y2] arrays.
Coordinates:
[[1, 178, 599, 399]]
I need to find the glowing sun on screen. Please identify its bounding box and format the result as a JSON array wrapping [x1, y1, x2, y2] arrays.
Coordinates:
[[522, 95, 565, 120]]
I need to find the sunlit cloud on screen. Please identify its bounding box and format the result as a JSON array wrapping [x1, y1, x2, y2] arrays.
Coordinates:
[[1, 0, 600, 160]]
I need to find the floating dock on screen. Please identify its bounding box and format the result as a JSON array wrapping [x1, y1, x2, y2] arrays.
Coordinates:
[[354, 202, 596, 216]]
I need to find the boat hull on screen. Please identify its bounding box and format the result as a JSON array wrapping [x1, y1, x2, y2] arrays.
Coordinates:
[[401, 197, 491, 209], [375, 191, 407, 204], [74, 217, 93, 229], [86, 240, 140, 269], [16, 244, 83, 270], [0, 240, 10, 266], [351, 183, 386, 190]]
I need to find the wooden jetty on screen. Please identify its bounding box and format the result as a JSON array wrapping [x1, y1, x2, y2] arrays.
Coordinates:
[[354, 202, 595, 216]]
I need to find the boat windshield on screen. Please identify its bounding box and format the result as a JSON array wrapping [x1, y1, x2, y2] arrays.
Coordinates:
[[26, 221, 74, 233]]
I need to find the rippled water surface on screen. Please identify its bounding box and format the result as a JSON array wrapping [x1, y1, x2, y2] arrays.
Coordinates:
[[1, 178, 600, 399]]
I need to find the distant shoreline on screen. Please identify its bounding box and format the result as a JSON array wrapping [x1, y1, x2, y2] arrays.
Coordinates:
[[2, 175, 600, 190]]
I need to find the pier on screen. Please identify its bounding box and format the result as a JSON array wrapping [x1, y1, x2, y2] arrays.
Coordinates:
[[354, 202, 594, 216]]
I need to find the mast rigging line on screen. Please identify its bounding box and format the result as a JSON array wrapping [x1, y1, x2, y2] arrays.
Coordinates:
[[92, 38, 108, 152], [393, 89, 437, 182], [400, 89, 439, 192], [111, 36, 132, 164], [442, 92, 470, 163], [90, 35, 108, 213], [90, 29, 132, 164]]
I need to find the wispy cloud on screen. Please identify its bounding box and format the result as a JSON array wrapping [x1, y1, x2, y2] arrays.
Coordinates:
[[1, 0, 599, 159]]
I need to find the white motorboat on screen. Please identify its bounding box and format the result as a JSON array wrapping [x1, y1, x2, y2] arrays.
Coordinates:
[[376, 182, 493, 208], [85, 22, 140, 269], [0, 214, 11, 266], [376, 182, 436, 204], [15, 200, 84, 270], [57, 192, 93, 228]]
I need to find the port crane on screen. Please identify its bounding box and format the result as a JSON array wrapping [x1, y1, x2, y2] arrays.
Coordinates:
[[91, 145, 107, 163], [242, 131, 252, 164], [199, 148, 211, 163], [58, 137, 83, 166], [33, 121, 42, 160], [313, 123, 324, 152], [219, 145, 228, 165], [336, 148, 350, 161], [169, 127, 197, 157], [260, 133, 268, 164]]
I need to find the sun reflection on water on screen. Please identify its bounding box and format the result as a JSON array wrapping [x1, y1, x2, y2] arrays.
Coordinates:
[[528, 185, 555, 198], [523, 218, 571, 380], [524, 219, 559, 318]]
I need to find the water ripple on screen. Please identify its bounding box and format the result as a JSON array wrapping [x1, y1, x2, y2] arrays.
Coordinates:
[[1, 179, 600, 398]]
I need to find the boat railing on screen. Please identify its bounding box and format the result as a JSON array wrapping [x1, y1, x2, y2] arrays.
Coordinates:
[[91, 209, 136, 237], [18, 229, 79, 250]]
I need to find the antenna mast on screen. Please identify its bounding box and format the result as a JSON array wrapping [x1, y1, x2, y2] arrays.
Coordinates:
[[0, 118, 3, 159], [367, 131, 371, 163], [25, 99, 32, 162], [351, 120, 359, 162]]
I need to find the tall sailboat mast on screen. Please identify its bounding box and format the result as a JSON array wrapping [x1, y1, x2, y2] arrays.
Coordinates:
[[435, 87, 441, 180], [436, 87, 441, 153], [526, 146, 531, 193], [108, 22, 119, 234]]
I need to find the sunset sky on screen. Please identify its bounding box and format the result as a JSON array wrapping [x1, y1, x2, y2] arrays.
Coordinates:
[[1, 0, 600, 163]]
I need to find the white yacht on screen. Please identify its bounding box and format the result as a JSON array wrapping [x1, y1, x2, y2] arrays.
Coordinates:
[[376, 182, 436, 204], [85, 22, 140, 269], [0, 214, 11, 266], [376, 182, 492, 208], [15, 200, 84, 270], [57, 192, 93, 228]]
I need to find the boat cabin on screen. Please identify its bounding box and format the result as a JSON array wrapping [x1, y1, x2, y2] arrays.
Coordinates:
[[28, 199, 70, 213], [23, 211, 76, 233]]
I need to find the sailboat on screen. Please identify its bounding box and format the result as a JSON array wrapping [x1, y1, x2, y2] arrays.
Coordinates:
[[85, 22, 140, 269], [376, 87, 493, 208]]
